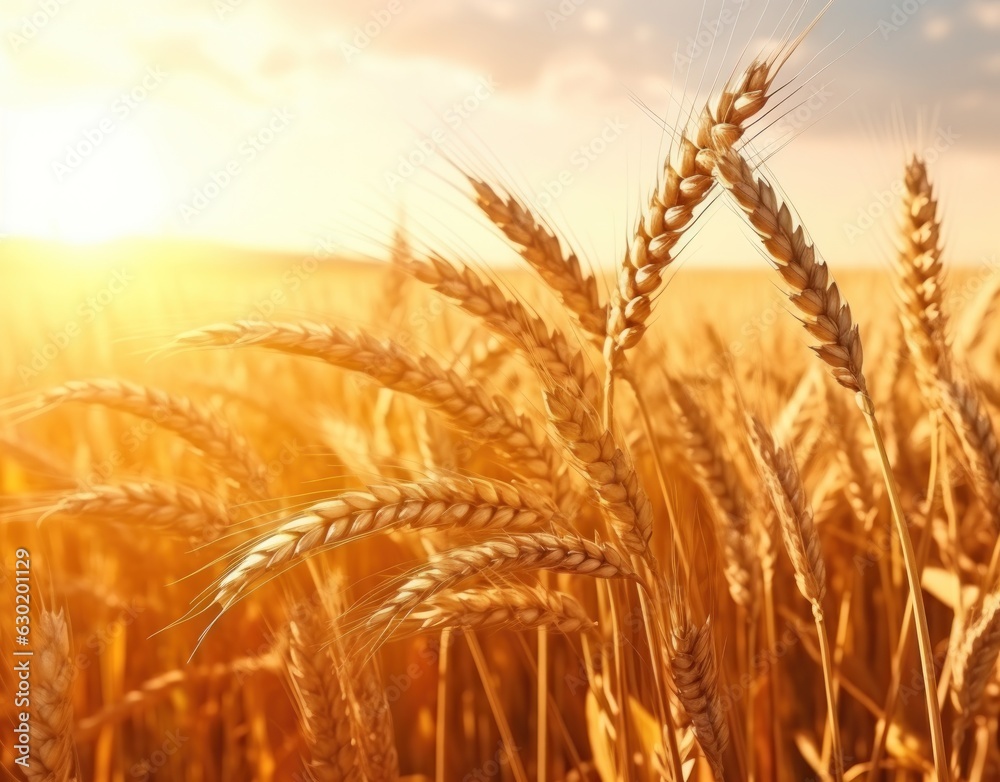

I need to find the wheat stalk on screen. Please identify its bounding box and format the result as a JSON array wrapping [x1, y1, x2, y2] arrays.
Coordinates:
[[467, 176, 605, 337], [288, 579, 401, 781], [889, 156, 1000, 529], [666, 608, 729, 781], [951, 589, 1000, 767], [604, 51, 799, 365], [544, 385, 653, 557], [397, 584, 597, 637], [288, 615, 363, 782], [938, 375, 1000, 528], [669, 377, 756, 609], [401, 254, 600, 403], [40, 379, 267, 496], [351, 663, 400, 781], [713, 147, 950, 780], [176, 320, 572, 506], [599, 23, 832, 429], [27, 609, 77, 782], [215, 477, 557, 608], [710, 150, 867, 394], [893, 156, 950, 394], [366, 533, 634, 639], [42, 481, 231, 538], [746, 414, 842, 781], [746, 416, 827, 607]]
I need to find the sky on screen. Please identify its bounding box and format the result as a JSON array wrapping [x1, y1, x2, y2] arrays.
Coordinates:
[[0, 0, 997, 268]]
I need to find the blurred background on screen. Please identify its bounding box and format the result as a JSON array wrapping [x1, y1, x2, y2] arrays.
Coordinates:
[[0, 0, 997, 268]]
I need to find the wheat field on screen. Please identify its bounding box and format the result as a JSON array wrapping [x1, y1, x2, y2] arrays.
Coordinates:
[[2, 14, 1000, 782]]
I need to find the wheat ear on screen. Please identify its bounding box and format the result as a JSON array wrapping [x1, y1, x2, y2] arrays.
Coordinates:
[[397, 584, 597, 637], [666, 607, 729, 781], [467, 176, 605, 337], [288, 615, 362, 781], [894, 159, 1000, 527], [938, 375, 1000, 529], [544, 385, 653, 557], [746, 416, 826, 606], [714, 148, 949, 780], [604, 51, 802, 363], [893, 156, 950, 393], [710, 150, 867, 393], [41, 379, 266, 496], [669, 377, 756, 609], [176, 320, 572, 506], [27, 609, 77, 782], [351, 662, 400, 781], [401, 254, 600, 403], [43, 481, 231, 538], [215, 478, 557, 608], [366, 533, 634, 639], [746, 415, 842, 782], [951, 589, 1000, 770]]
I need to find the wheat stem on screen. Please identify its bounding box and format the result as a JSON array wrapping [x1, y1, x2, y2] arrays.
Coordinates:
[[813, 607, 845, 782], [858, 394, 949, 782]]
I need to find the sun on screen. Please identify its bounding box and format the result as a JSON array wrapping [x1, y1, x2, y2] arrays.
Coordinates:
[[0, 106, 168, 244]]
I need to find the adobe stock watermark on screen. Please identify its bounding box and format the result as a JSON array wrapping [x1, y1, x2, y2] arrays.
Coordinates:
[[384, 76, 497, 192], [196, 438, 302, 544], [675, 0, 749, 70], [461, 742, 521, 782], [341, 0, 405, 62], [877, 0, 932, 39], [691, 295, 787, 393], [842, 126, 959, 244], [52, 66, 167, 182], [178, 107, 294, 223], [945, 254, 1000, 314], [717, 619, 800, 715], [770, 84, 834, 139], [535, 116, 627, 208], [214, 0, 246, 20], [546, 0, 588, 30], [129, 730, 189, 779], [238, 233, 336, 326], [17, 267, 134, 385], [72, 599, 145, 671], [8, 0, 73, 52], [350, 295, 446, 393]]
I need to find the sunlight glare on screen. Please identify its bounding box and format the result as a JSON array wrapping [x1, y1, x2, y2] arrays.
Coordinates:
[[0, 106, 168, 244]]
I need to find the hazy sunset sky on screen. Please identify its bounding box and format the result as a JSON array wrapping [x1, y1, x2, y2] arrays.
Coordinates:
[[0, 0, 997, 268]]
